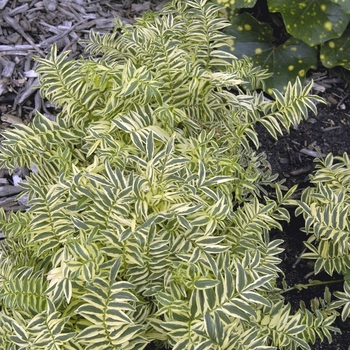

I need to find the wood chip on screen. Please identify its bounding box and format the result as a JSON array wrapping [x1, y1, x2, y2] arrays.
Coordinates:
[[1, 114, 24, 125], [290, 165, 312, 176], [299, 148, 326, 158], [0, 186, 23, 197], [0, 58, 15, 78], [0, 0, 9, 10]]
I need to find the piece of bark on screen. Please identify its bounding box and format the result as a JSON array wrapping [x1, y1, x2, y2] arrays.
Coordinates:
[[1, 114, 24, 125], [0, 0, 9, 10], [0, 59, 15, 78], [0, 79, 9, 96], [0, 205, 28, 212], [0, 195, 18, 206], [7, 32, 21, 44], [299, 148, 325, 158], [0, 186, 23, 197], [59, 6, 84, 22], [3, 11, 45, 56], [39, 19, 86, 49], [20, 18, 32, 31], [95, 18, 116, 31], [290, 165, 312, 176], [16, 77, 39, 105], [0, 44, 39, 52], [131, 1, 151, 13], [43, 0, 58, 12], [7, 3, 29, 16]]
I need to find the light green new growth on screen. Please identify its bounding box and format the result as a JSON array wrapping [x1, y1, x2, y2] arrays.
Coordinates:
[[0, 0, 345, 349]]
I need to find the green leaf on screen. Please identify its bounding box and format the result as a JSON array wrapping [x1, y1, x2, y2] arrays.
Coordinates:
[[120, 79, 139, 96], [321, 28, 350, 69], [330, 0, 350, 13], [38, 239, 60, 256], [194, 340, 213, 350], [241, 291, 271, 307], [194, 279, 220, 290], [203, 176, 235, 186], [244, 275, 274, 291], [110, 258, 122, 281], [236, 262, 247, 292], [225, 13, 273, 59], [71, 217, 89, 230], [215, 0, 257, 8], [225, 13, 317, 91], [267, 0, 350, 46], [12, 322, 28, 342], [146, 130, 154, 160], [244, 128, 259, 149], [198, 160, 206, 187], [223, 298, 255, 321]]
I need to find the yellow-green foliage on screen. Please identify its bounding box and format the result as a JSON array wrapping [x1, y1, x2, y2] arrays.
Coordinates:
[[0, 1, 344, 349]]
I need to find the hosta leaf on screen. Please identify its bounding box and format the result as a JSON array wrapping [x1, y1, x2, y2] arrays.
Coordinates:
[[225, 13, 317, 91], [321, 28, 350, 69], [267, 0, 350, 46]]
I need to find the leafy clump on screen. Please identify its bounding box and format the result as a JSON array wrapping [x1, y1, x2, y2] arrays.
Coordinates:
[[216, 0, 350, 91], [0, 0, 345, 349], [296, 153, 350, 322]]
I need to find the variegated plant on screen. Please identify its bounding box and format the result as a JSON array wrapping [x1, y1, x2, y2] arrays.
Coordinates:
[[296, 153, 350, 324], [0, 0, 344, 349]]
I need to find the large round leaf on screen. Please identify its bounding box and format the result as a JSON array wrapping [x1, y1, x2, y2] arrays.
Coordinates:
[[267, 0, 350, 46], [321, 28, 350, 69], [224, 13, 318, 92], [330, 0, 350, 14], [261, 38, 318, 92], [215, 0, 257, 8], [225, 13, 273, 56]]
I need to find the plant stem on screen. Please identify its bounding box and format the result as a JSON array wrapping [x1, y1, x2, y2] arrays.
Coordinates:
[[281, 279, 344, 294]]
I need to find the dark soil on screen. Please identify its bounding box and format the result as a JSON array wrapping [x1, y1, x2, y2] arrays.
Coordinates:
[[257, 73, 350, 350], [273, 216, 350, 350], [258, 87, 350, 190]]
